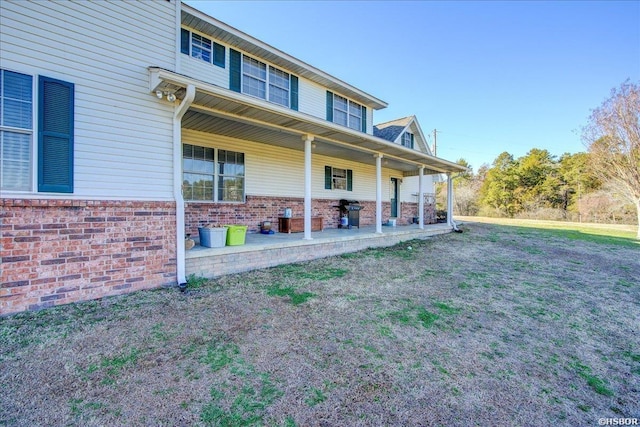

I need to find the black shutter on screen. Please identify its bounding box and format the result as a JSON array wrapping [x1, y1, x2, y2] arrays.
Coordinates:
[[361, 106, 367, 133], [325, 166, 332, 189], [213, 42, 225, 67], [180, 28, 190, 55], [410, 133, 415, 149], [38, 76, 74, 193], [347, 169, 353, 191], [326, 91, 333, 122], [229, 49, 241, 92], [290, 75, 299, 111]]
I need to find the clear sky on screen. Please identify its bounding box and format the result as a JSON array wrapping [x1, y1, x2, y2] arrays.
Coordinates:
[[184, 0, 640, 171]]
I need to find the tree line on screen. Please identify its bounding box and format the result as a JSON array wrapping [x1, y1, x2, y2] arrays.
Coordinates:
[[438, 80, 639, 235], [440, 150, 635, 224]]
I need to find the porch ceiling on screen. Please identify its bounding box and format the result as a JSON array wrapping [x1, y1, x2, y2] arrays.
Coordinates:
[[150, 67, 467, 175]]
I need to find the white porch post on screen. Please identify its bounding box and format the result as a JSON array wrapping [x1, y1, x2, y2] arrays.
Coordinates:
[[446, 172, 454, 227], [418, 166, 425, 230], [303, 134, 314, 240], [375, 154, 383, 234]]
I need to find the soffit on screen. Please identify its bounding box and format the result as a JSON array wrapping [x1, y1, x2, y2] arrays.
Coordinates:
[[150, 68, 467, 174]]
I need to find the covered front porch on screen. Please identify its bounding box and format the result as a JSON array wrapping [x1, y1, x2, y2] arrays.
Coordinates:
[[149, 68, 467, 285], [186, 222, 453, 279]]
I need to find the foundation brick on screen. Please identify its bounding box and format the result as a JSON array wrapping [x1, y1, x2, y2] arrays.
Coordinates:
[[1, 199, 177, 315]]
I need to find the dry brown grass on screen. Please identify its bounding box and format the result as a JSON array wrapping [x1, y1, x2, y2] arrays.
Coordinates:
[[1, 222, 639, 426]]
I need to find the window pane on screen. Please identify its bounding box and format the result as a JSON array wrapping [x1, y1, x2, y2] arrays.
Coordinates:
[[348, 115, 361, 131], [191, 33, 212, 63], [334, 110, 347, 126], [218, 176, 244, 202], [1, 71, 32, 129], [3, 71, 32, 101], [268, 66, 289, 90], [183, 173, 213, 201], [182, 143, 215, 201], [332, 167, 347, 190], [349, 101, 361, 116], [268, 84, 288, 106], [334, 95, 347, 111], [243, 75, 266, 99], [1, 131, 31, 190], [243, 56, 266, 80]]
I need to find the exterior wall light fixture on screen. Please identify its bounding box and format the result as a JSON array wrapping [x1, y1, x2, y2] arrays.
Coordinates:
[[156, 90, 177, 102]]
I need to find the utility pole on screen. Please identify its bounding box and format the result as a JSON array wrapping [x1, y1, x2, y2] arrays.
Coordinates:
[[432, 129, 439, 156]]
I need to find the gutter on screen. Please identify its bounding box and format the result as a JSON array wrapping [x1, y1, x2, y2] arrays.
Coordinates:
[[173, 85, 195, 285]]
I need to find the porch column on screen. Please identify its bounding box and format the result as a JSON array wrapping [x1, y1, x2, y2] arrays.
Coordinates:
[[375, 154, 383, 234], [418, 166, 425, 230], [446, 172, 454, 227], [303, 134, 314, 240]]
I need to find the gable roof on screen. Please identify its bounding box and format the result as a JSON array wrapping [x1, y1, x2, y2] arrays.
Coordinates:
[[373, 116, 413, 142], [374, 115, 433, 155]]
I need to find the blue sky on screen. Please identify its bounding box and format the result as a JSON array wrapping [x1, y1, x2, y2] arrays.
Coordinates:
[[184, 0, 640, 172]]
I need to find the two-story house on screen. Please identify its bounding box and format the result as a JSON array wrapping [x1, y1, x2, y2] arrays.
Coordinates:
[[0, 0, 466, 315]]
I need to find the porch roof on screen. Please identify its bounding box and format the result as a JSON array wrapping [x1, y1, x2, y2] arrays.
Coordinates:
[[149, 67, 467, 175]]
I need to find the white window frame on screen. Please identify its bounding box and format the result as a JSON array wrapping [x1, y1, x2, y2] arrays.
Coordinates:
[[401, 132, 413, 148], [0, 69, 35, 193], [241, 54, 290, 107], [332, 167, 347, 190], [182, 144, 245, 203], [191, 33, 212, 63], [332, 94, 363, 130], [217, 149, 245, 203], [348, 101, 362, 131]]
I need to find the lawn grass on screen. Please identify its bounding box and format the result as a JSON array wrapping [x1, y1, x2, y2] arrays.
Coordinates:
[[1, 221, 639, 426], [458, 215, 638, 243]]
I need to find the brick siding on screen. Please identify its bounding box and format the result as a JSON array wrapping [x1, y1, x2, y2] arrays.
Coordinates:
[[1, 199, 176, 315], [185, 196, 436, 236]]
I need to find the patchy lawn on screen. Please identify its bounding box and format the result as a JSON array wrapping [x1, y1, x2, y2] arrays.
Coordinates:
[[1, 222, 639, 426]]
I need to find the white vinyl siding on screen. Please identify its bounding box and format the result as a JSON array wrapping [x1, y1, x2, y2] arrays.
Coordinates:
[[181, 53, 228, 88], [400, 175, 435, 203], [182, 129, 400, 202], [298, 78, 327, 120], [0, 0, 176, 199]]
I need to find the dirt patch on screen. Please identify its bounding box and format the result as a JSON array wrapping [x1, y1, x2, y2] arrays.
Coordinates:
[[1, 222, 639, 426]]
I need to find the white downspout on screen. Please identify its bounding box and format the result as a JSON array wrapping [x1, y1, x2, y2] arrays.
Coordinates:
[[446, 172, 454, 228], [174, 85, 195, 285]]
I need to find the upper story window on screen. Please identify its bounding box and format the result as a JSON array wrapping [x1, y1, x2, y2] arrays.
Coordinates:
[[181, 28, 225, 68], [241, 55, 291, 107], [229, 49, 299, 110], [1, 69, 74, 193], [242, 56, 267, 99], [401, 131, 414, 149], [326, 91, 367, 133], [268, 66, 290, 107]]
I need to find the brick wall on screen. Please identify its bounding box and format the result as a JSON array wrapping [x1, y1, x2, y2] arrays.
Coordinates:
[[1, 199, 177, 315], [185, 196, 436, 236]]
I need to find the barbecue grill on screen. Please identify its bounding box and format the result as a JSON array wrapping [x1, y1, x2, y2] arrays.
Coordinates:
[[338, 199, 363, 229]]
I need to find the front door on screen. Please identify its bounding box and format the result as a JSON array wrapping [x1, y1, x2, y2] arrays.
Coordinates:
[[390, 178, 399, 217]]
